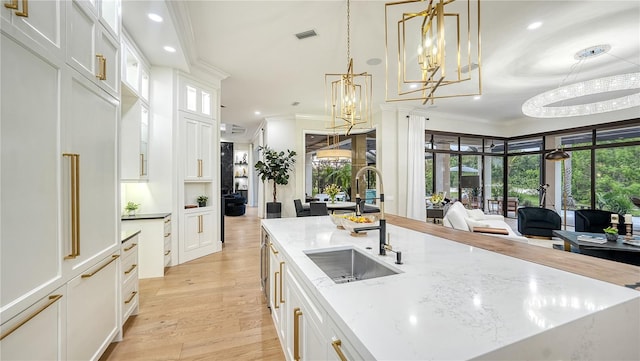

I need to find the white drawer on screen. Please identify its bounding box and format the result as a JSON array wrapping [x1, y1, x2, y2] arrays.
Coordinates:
[[121, 250, 138, 285], [122, 275, 138, 322], [121, 237, 138, 259]]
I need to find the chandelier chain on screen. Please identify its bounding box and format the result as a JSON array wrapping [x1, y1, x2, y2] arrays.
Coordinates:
[[346, 0, 350, 65]]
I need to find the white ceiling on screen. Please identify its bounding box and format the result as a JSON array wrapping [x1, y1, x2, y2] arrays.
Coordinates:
[[123, 1, 640, 142]]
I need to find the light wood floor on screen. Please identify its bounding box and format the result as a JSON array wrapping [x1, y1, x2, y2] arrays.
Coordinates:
[[100, 207, 284, 361]]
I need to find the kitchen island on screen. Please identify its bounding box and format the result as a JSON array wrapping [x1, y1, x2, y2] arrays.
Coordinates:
[[261, 215, 640, 360]]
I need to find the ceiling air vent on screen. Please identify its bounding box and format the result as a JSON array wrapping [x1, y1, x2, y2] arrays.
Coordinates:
[[295, 29, 317, 40]]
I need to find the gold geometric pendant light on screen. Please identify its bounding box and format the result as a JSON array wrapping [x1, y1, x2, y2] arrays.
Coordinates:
[[325, 0, 372, 135], [384, 0, 482, 104]]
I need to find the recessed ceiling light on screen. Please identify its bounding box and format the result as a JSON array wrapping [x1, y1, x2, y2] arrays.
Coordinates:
[[148, 13, 163, 22], [163, 46, 176, 53], [254, 111, 261, 115], [527, 21, 542, 30]]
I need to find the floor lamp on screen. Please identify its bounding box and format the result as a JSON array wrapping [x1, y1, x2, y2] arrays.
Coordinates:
[[545, 148, 571, 231]]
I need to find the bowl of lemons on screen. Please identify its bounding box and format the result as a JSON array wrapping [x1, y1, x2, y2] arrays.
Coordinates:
[[329, 212, 354, 229], [341, 214, 379, 233]]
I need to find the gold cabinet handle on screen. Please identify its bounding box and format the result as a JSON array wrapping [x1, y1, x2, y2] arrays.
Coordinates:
[[197, 159, 203, 177], [63, 153, 80, 259], [273, 271, 279, 309], [95, 54, 106, 80], [269, 242, 278, 255], [164, 232, 171, 237], [164, 250, 171, 256], [279, 261, 285, 304], [164, 218, 170, 223], [124, 291, 137, 304], [4, 0, 17, 9], [0, 294, 62, 341], [14, 0, 26, 16], [331, 339, 348, 361], [124, 264, 137, 275], [81, 255, 119, 278], [293, 308, 303, 361], [139, 153, 145, 176], [123, 243, 137, 252]]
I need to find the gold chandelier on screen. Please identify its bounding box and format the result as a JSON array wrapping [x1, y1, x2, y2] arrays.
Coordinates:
[[384, 0, 482, 104], [325, 0, 372, 135]]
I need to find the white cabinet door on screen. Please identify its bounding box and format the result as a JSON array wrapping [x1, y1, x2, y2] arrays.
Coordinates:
[[269, 242, 286, 342], [67, 0, 97, 80], [0, 33, 62, 319], [0, 286, 66, 361], [67, 254, 119, 361], [183, 117, 213, 181], [96, 24, 119, 96], [120, 100, 148, 180], [99, 0, 120, 38], [0, 0, 63, 57], [199, 121, 212, 179], [66, 0, 120, 98], [182, 210, 220, 263], [285, 268, 326, 361], [61, 74, 118, 276]]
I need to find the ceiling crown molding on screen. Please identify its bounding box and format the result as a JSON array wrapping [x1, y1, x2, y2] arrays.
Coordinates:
[[166, 0, 229, 80]]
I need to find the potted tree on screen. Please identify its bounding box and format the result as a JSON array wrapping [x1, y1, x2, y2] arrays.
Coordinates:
[[255, 146, 296, 218]]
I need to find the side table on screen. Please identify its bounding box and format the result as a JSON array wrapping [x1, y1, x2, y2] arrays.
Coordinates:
[[427, 207, 445, 224]]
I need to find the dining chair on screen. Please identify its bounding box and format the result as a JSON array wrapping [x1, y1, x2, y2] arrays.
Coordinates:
[[309, 202, 328, 216], [294, 199, 310, 217]]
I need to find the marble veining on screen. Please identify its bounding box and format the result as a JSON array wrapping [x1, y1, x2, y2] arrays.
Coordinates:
[[262, 216, 640, 360]]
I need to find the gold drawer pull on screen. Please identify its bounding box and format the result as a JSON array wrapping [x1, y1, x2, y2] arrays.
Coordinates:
[[293, 307, 303, 361], [124, 291, 137, 304], [63, 153, 80, 259], [279, 261, 285, 304], [269, 242, 278, 255], [164, 250, 171, 256], [95, 54, 106, 80], [81, 255, 119, 278], [164, 233, 171, 237], [273, 271, 279, 309], [14, 0, 27, 17], [124, 243, 137, 251], [0, 294, 62, 341], [124, 264, 137, 274], [4, 0, 17, 9], [164, 218, 170, 223], [332, 339, 348, 361]]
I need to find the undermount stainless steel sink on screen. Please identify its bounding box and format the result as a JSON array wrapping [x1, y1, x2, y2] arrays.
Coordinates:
[[305, 248, 400, 284]]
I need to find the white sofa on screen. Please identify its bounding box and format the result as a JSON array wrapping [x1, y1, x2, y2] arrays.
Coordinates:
[[442, 201, 528, 242]]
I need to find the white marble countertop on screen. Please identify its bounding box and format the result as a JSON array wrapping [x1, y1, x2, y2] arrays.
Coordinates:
[[262, 216, 640, 360]]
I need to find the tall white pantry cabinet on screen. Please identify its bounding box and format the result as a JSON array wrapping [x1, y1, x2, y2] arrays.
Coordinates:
[[1, 1, 121, 360]]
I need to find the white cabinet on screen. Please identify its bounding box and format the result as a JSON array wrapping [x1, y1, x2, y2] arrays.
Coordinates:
[[121, 99, 149, 180], [179, 77, 216, 118], [264, 234, 370, 361], [183, 209, 219, 261], [285, 268, 327, 361], [121, 231, 140, 324], [67, 253, 119, 361], [1, 0, 63, 57], [1, 1, 120, 359], [0, 286, 66, 361], [121, 214, 172, 279], [61, 73, 119, 276], [66, 0, 120, 98], [0, 31, 63, 319], [269, 240, 286, 342], [184, 116, 212, 180]]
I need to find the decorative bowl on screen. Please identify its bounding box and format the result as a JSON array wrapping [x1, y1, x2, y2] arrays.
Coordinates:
[[341, 215, 379, 234], [329, 212, 354, 228]]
